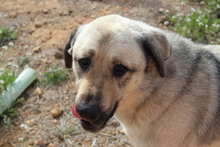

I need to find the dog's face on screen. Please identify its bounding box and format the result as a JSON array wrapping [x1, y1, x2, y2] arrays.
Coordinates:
[[64, 15, 171, 132]]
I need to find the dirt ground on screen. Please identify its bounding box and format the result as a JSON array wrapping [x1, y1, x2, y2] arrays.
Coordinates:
[[0, 0, 190, 146]]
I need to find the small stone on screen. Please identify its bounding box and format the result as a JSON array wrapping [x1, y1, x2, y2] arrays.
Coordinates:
[[26, 120, 31, 124], [33, 46, 41, 53], [47, 143, 58, 147], [50, 108, 62, 118], [35, 21, 43, 28], [160, 16, 169, 23], [158, 8, 164, 13], [119, 128, 125, 134], [53, 119, 58, 124], [158, 23, 163, 27], [9, 12, 17, 18], [36, 139, 44, 145], [29, 130, 37, 135], [26, 10, 31, 14], [43, 9, 49, 14], [35, 87, 42, 95], [112, 131, 116, 135], [63, 11, 69, 15], [29, 141, 35, 146], [59, 11, 64, 16], [54, 51, 63, 59]]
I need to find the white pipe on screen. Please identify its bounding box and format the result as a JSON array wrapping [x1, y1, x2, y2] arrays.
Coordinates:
[[0, 68, 37, 115]]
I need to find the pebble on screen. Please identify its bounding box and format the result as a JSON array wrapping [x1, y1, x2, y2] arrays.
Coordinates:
[[43, 9, 49, 14], [29, 141, 35, 146], [33, 46, 41, 53], [35, 87, 42, 95], [35, 21, 43, 28], [47, 143, 58, 147], [160, 15, 169, 23], [54, 51, 63, 59], [29, 130, 37, 135], [36, 139, 45, 145], [9, 12, 17, 18], [158, 8, 164, 13], [53, 119, 58, 124], [50, 108, 62, 118]]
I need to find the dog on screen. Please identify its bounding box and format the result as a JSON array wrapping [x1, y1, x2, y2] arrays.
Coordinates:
[[64, 14, 220, 147]]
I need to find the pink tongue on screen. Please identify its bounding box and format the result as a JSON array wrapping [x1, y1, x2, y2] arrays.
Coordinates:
[[72, 105, 84, 119]]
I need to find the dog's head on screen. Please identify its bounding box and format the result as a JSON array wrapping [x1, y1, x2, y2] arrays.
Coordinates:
[[64, 15, 171, 132]]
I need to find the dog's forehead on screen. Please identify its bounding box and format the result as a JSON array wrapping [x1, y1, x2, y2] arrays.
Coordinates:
[[73, 15, 144, 60]]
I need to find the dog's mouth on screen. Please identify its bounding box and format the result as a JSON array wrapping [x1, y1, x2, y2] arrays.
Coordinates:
[[72, 102, 118, 133], [79, 118, 105, 133]]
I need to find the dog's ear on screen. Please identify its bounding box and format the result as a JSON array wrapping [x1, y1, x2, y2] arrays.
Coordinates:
[[141, 32, 171, 78], [64, 29, 78, 68]]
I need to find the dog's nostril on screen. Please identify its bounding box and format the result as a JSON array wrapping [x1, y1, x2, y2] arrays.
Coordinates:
[[76, 103, 101, 121]]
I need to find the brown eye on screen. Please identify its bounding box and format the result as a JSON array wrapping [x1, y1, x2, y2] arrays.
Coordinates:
[[113, 64, 128, 77], [78, 58, 91, 70]]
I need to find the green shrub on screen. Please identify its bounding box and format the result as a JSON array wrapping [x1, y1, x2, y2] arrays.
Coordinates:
[[0, 27, 18, 46], [169, 0, 220, 44], [0, 69, 23, 124], [1, 97, 24, 124], [40, 67, 69, 85], [0, 69, 17, 94]]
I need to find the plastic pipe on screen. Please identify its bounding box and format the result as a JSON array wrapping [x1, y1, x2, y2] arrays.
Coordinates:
[[0, 68, 37, 115]]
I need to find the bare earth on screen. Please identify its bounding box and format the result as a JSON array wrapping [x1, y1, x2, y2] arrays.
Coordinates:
[[0, 0, 188, 146]]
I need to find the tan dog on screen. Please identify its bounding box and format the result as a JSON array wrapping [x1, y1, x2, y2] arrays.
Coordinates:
[[64, 14, 220, 147]]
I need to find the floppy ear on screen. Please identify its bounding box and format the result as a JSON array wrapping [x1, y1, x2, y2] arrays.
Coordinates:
[[64, 29, 78, 68], [142, 32, 172, 78]]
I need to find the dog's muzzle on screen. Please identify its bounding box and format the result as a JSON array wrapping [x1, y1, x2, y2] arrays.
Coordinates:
[[72, 101, 119, 133]]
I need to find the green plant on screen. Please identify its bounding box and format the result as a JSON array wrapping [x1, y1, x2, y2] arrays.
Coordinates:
[[0, 69, 23, 124], [168, 0, 220, 44], [40, 67, 69, 85], [57, 125, 77, 135], [0, 27, 18, 46], [0, 69, 17, 93], [1, 97, 24, 124], [18, 57, 30, 68]]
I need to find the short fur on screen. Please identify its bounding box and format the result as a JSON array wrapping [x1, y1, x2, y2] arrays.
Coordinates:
[[64, 14, 220, 147]]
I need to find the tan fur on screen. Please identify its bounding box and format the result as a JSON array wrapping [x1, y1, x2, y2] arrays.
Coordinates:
[[64, 15, 220, 147]]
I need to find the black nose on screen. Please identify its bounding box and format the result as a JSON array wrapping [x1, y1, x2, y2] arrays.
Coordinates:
[[75, 102, 101, 121]]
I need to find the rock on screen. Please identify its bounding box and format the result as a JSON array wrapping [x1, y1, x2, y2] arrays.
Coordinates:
[[26, 10, 31, 14], [35, 21, 43, 28], [33, 46, 41, 53], [36, 139, 45, 145], [50, 108, 62, 118], [160, 15, 169, 24], [158, 8, 164, 13], [53, 119, 58, 124], [29, 141, 35, 146], [35, 87, 42, 95], [9, 12, 17, 18], [43, 9, 49, 14], [58, 10, 70, 16], [47, 143, 58, 147], [54, 51, 63, 59]]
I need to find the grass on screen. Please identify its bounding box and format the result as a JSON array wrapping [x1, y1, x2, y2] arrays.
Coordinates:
[[39, 67, 69, 86], [1, 97, 24, 124], [18, 57, 30, 68], [0, 68, 22, 124], [57, 125, 77, 136], [168, 0, 220, 44], [0, 27, 18, 46], [0, 69, 17, 94]]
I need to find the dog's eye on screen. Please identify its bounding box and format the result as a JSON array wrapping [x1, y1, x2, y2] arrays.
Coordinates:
[[78, 58, 91, 70], [113, 64, 128, 77]]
